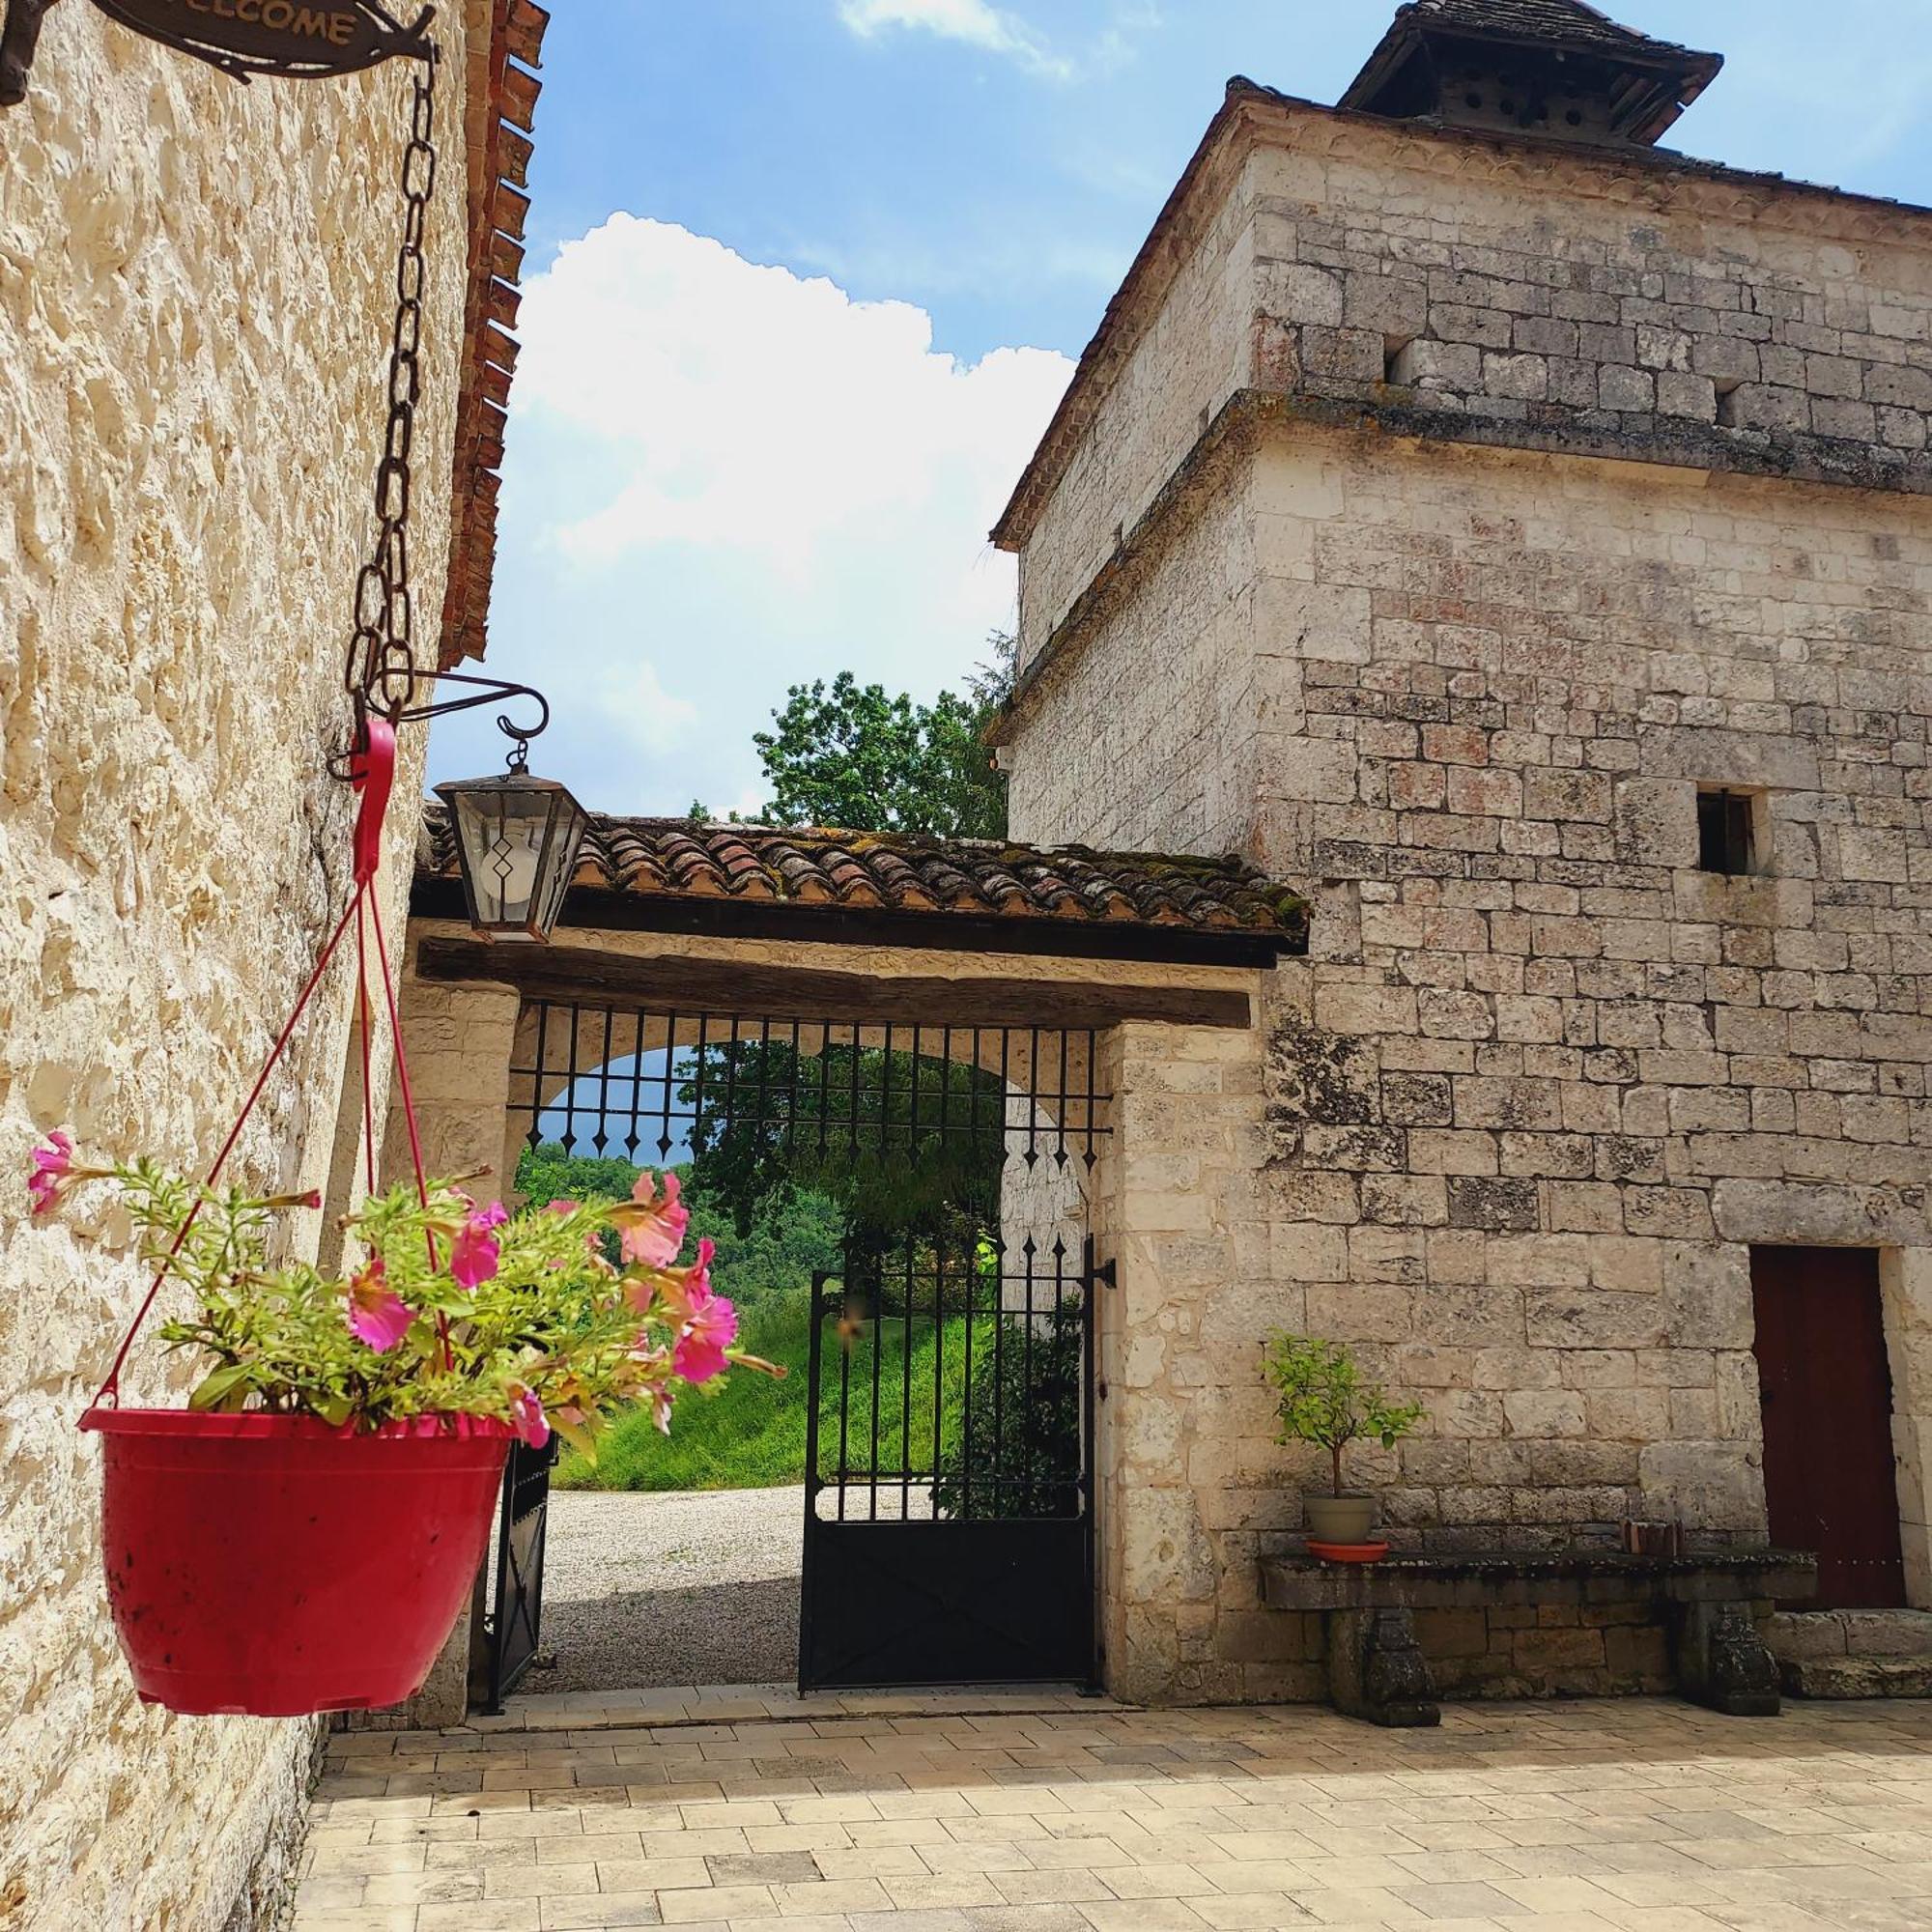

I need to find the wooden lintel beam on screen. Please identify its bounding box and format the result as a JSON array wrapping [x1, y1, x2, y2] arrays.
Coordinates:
[[415, 938, 1252, 1031]]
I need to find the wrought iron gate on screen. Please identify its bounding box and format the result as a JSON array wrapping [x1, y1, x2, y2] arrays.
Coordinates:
[[482, 1435, 556, 1712], [501, 1002, 1112, 1695], [800, 1230, 1108, 1690]]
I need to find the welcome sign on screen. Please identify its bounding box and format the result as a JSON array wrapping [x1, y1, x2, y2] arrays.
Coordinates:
[[90, 0, 432, 79]]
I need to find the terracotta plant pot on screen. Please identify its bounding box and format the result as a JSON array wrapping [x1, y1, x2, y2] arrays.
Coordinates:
[[79, 1407, 511, 1717], [1304, 1492, 1376, 1546]]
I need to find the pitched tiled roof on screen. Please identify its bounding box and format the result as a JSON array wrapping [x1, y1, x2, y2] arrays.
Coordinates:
[[420, 809, 1307, 944], [1384, 0, 1701, 61], [1338, 0, 1721, 144], [440, 0, 548, 669]]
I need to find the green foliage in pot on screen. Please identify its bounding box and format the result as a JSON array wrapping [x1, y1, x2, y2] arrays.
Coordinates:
[[1263, 1331, 1425, 1498], [33, 1131, 778, 1454]]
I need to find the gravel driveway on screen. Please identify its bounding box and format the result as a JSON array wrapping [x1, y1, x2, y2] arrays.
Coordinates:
[[526, 1485, 803, 1691]]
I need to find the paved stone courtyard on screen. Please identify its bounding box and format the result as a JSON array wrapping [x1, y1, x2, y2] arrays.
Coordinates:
[[295, 1690, 1932, 1930]]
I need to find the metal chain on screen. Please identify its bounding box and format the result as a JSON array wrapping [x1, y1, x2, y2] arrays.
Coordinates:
[[344, 52, 439, 723]]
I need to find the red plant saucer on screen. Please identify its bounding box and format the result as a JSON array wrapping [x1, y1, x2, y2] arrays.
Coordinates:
[[1307, 1538, 1390, 1564]]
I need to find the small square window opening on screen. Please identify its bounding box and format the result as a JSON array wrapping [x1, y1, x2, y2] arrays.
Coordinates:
[[1697, 786, 1759, 876]]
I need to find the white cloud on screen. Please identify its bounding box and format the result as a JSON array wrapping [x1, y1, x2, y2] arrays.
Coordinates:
[[598, 659, 698, 753], [837, 0, 1072, 79], [426, 219, 1072, 819]]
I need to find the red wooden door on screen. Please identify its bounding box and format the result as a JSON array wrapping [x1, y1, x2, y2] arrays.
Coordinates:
[[1750, 1245, 1906, 1609]]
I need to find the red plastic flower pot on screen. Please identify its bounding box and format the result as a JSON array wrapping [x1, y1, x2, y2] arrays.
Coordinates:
[[78, 1407, 511, 1718]]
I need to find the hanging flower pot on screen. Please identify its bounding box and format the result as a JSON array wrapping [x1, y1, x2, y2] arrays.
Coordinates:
[[43, 1102, 773, 1718], [33, 707, 779, 1719], [78, 1408, 511, 1717]]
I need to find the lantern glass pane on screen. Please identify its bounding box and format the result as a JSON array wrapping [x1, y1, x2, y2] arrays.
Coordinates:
[[451, 786, 554, 935], [536, 796, 589, 935]]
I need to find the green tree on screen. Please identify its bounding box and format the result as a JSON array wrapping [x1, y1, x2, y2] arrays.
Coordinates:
[[751, 633, 1014, 838]]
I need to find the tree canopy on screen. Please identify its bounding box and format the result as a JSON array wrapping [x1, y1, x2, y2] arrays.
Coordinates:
[[693, 633, 1015, 838]]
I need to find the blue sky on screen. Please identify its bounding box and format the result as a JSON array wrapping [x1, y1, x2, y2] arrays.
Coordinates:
[[425, 0, 1932, 818]]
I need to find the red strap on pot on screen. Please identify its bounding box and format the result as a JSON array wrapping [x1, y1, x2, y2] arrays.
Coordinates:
[[92, 719, 440, 1406], [350, 715, 397, 887]]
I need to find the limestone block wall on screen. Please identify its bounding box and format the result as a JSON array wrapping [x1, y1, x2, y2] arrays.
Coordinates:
[[1094, 1013, 1317, 1704], [1006, 476, 1262, 856], [0, 5, 474, 1922], [1009, 419, 1932, 1700], [1238, 113, 1932, 483], [1013, 166, 1253, 671], [1248, 429, 1932, 1561]]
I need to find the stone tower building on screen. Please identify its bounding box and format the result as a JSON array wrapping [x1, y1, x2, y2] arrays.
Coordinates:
[[993, 0, 1932, 1701]]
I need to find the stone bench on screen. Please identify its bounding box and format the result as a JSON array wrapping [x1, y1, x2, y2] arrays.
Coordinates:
[[1261, 1548, 1817, 1727]]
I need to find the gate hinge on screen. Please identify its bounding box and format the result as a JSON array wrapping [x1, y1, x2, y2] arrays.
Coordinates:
[[1091, 1258, 1117, 1290]]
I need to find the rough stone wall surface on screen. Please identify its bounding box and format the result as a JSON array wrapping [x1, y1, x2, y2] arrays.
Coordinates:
[[1016, 178, 1252, 673], [1237, 122, 1932, 484], [1015, 109, 1932, 674], [1014, 417, 1932, 1701], [0, 4, 472, 1921], [1250, 430, 1931, 1559], [1007, 480, 1261, 857]]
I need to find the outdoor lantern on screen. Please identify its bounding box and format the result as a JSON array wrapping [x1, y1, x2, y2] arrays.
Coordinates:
[[434, 765, 589, 942]]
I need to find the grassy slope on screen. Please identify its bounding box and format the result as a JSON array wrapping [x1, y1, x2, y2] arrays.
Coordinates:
[[555, 1296, 974, 1493]]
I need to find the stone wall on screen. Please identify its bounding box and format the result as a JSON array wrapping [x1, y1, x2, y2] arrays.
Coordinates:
[[1255, 429, 1931, 1556], [1008, 94, 1932, 671], [0, 5, 476, 1921], [1239, 111, 1932, 488], [1004, 477, 1261, 857], [1004, 106, 1932, 1704], [1012, 156, 1253, 673]]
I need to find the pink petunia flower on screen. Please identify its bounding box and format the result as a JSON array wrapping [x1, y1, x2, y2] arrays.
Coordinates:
[[449, 1201, 508, 1291], [686, 1236, 714, 1293], [673, 1282, 737, 1385], [620, 1170, 689, 1268], [633, 1236, 713, 1321], [650, 1383, 675, 1436], [346, 1258, 415, 1352], [546, 1198, 578, 1215], [508, 1384, 550, 1450], [28, 1133, 73, 1214]]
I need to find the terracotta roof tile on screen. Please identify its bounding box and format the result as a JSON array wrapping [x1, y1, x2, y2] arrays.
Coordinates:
[[421, 810, 1307, 946], [440, 0, 548, 671]]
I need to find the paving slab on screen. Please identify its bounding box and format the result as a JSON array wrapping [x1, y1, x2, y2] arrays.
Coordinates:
[[298, 1692, 1932, 1929]]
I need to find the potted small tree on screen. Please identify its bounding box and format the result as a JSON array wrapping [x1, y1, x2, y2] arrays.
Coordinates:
[[1263, 1331, 1423, 1557], [38, 1139, 774, 1717]]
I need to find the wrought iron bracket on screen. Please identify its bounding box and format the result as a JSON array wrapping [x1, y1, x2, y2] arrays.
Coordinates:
[[0, 0, 58, 106], [3, 0, 432, 108], [394, 667, 551, 759], [331, 670, 553, 783]]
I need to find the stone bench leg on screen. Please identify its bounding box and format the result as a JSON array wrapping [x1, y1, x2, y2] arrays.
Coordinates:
[[1671, 1601, 1781, 1717], [1324, 1605, 1440, 1727]]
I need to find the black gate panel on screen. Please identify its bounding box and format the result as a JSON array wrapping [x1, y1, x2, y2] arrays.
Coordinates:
[[800, 1228, 1101, 1690], [482, 1435, 556, 1712], [802, 1520, 1090, 1687]]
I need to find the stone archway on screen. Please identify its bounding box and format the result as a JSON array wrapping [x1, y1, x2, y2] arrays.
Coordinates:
[[373, 918, 1271, 1721]]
